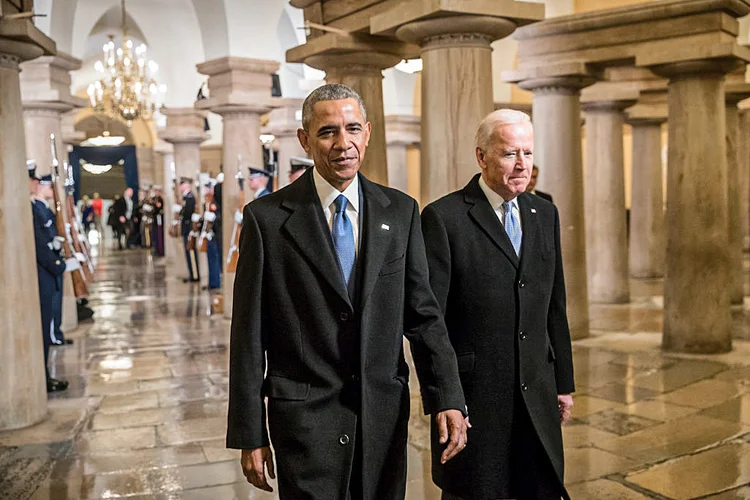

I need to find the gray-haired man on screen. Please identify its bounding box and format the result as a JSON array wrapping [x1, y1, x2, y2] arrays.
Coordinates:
[[227, 83, 468, 500]]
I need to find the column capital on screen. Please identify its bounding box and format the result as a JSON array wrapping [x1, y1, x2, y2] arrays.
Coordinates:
[[159, 107, 209, 144], [385, 114, 420, 145], [581, 98, 637, 113], [649, 58, 745, 80], [196, 56, 280, 110], [20, 51, 85, 108], [626, 102, 667, 126], [395, 16, 516, 51], [505, 62, 598, 95], [725, 81, 750, 106], [263, 99, 304, 137], [287, 32, 416, 74]]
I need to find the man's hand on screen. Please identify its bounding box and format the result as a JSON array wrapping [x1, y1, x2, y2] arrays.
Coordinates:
[[241, 447, 276, 492], [119, 216, 126, 223], [436, 409, 468, 464], [558, 394, 574, 424]]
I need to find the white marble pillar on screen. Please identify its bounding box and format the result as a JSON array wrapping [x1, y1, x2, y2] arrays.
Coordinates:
[[196, 57, 280, 318], [263, 99, 306, 189], [582, 100, 634, 304], [394, 17, 516, 203], [627, 117, 666, 279], [385, 114, 420, 194], [21, 52, 87, 335], [652, 60, 738, 353], [0, 31, 54, 430], [740, 107, 750, 253], [518, 76, 595, 339]]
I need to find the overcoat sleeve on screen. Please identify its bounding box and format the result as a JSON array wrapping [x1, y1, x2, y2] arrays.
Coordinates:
[[226, 204, 269, 449], [548, 205, 575, 394], [403, 200, 466, 416]]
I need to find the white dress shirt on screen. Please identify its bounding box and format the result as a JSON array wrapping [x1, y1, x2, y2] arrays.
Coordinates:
[[125, 196, 133, 219], [313, 167, 360, 257], [478, 175, 522, 228]]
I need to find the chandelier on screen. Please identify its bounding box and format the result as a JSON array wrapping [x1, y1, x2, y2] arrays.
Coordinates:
[[86, 0, 166, 125]]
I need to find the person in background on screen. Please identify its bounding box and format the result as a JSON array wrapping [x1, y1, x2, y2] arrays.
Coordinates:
[[81, 195, 95, 232], [91, 192, 104, 236], [288, 157, 314, 184], [110, 193, 127, 250], [247, 167, 272, 199], [526, 165, 553, 203]]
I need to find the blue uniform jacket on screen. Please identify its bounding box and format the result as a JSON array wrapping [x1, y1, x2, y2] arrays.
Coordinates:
[[32, 199, 66, 296]]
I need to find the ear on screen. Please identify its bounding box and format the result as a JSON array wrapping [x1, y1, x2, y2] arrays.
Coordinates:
[[364, 121, 372, 147], [475, 147, 487, 171], [297, 128, 311, 153]]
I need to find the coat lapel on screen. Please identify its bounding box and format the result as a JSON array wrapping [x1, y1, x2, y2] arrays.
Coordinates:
[[358, 174, 392, 308], [464, 175, 519, 269], [517, 193, 541, 275], [281, 170, 352, 309]]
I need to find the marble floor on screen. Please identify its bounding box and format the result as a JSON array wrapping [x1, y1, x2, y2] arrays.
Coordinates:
[[2, 246, 750, 499]]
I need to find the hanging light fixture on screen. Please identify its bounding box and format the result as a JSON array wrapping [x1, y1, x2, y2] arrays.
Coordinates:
[[87, 0, 166, 125]]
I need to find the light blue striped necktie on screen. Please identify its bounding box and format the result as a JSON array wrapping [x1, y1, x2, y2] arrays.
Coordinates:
[[502, 200, 522, 256], [332, 194, 356, 286]]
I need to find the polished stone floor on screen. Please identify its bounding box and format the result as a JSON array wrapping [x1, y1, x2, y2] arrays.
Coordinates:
[[2, 244, 750, 499]]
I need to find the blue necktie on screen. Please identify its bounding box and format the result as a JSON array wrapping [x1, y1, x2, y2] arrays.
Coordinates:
[[502, 201, 522, 256], [332, 194, 356, 285]]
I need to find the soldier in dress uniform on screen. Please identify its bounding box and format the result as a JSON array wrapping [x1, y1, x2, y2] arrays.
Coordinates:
[[288, 156, 314, 184], [30, 168, 71, 392], [180, 177, 200, 283], [202, 178, 222, 291], [248, 166, 273, 199]]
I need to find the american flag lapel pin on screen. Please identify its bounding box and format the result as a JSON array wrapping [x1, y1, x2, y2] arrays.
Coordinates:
[[381, 224, 390, 231]]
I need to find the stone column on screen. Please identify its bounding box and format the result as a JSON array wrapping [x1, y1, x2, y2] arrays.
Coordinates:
[[21, 52, 87, 335], [304, 52, 401, 186], [159, 108, 209, 182], [740, 107, 750, 253], [393, 17, 516, 203], [582, 100, 634, 303], [627, 116, 666, 279], [651, 60, 741, 353], [724, 85, 750, 304], [263, 99, 306, 189], [385, 114, 420, 194], [0, 30, 55, 429], [516, 75, 595, 339], [196, 57, 280, 319]]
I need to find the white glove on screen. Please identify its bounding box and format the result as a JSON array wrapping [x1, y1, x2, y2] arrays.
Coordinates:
[[78, 233, 87, 242], [64, 258, 80, 272], [191, 213, 202, 223], [75, 252, 86, 263], [172, 203, 183, 213], [234, 210, 243, 225], [142, 204, 153, 212], [53, 236, 64, 250], [204, 211, 216, 222]]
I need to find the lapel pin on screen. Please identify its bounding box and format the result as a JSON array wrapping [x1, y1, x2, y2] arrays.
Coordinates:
[[381, 224, 390, 231], [530, 208, 537, 214]]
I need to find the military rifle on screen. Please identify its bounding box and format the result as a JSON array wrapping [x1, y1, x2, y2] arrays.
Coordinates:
[[63, 161, 95, 282], [226, 154, 244, 273]]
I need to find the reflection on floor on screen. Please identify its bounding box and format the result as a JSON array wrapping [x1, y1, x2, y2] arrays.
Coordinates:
[[2, 249, 750, 499]]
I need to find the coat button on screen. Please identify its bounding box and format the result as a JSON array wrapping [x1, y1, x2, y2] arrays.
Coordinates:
[[339, 434, 350, 445], [518, 280, 526, 288], [521, 383, 528, 391], [340, 312, 349, 321], [519, 331, 527, 340]]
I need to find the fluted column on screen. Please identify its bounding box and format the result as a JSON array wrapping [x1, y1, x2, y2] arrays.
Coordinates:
[[196, 57, 280, 319], [741, 107, 750, 253], [651, 59, 741, 353], [582, 100, 634, 303], [725, 86, 750, 304], [627, 116, 666, 279], [394, 17, 515, 203], [263, 99, 306, 189], [517, 76, 595, 339], [304, 52, 401, 186], [0, 32, 54, 429], [385, 114, 420, 194], [21, 52, 87, 335]]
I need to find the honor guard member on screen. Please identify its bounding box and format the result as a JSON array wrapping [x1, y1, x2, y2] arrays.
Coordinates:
[[151, 185, 166, 257], [288, 156, 314, 184], [180, 177, 200, 283], [30, 170, 72, 392], [247, 166, 272, 199], [202, 178, 222, 290]]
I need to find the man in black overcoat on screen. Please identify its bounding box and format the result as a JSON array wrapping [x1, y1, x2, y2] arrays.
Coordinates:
[[421, 110, 575, 500], [227, 83, 468, 500]]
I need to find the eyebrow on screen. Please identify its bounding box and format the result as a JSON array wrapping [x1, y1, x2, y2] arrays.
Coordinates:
[[316, 122, 363, 134]]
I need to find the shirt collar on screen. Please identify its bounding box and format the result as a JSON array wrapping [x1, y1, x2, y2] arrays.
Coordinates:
[[313, 166, 360, 214], [31, 195, 50, 208], [478, 175, 518, 211]]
